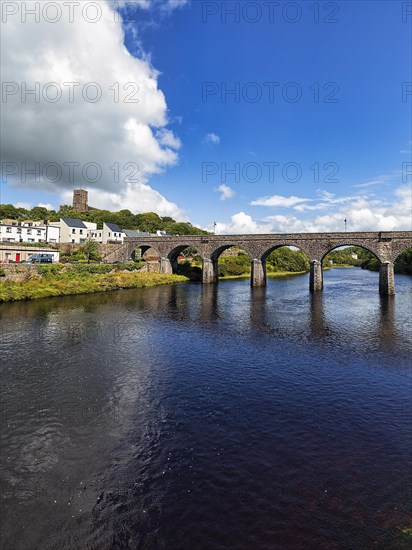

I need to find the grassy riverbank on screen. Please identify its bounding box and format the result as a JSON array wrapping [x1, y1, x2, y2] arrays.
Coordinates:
[[0, 265, 188, 303]]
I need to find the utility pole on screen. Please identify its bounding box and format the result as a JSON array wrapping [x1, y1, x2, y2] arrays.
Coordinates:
[[344, 218, 347, 232], [213, 222, 217, 234]]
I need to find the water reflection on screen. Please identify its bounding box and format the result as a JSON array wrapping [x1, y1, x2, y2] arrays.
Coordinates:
[[309, 292, 330, 339], [199, 284, 220, 323], [377, 295, 398, 348], [1, 270, 411, 549]]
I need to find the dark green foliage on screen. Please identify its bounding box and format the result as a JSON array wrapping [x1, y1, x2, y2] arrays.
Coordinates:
[[218, 253, 250, 277], [36, 264, 65, 276], [62, 241, 102, 262], [176, 261, 202, 281], [358, 247, 412, 274], [360, 257, 380, 271], [394, 248, 412, 274], [324, 246, 372, 267], [266, 247, 310, 272], [0, 204, 209, 235]]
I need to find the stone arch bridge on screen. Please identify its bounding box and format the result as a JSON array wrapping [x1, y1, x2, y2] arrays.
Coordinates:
[[109, 231, 412, 295]]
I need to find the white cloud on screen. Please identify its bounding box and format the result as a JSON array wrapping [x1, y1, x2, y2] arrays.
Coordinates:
[[351, 172, 399, 189], [251, 195, 309, 208], [212, 212, 272, 235], [61, 180, 186, 219], [164, 0, 189, 11], [212, 184, 412, 234], [215, 184, 235, 201], [15, 202, 32, 210], [1, 0, 184, 218], [156, 128, 182, 149], [204, 133, 221, 145], [38, 203, 56, 211]]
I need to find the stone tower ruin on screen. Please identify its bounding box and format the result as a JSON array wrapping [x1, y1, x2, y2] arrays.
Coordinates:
[[72, 189, 88, 211]]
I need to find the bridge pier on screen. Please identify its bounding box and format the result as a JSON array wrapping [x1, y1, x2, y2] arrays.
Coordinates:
[[202, 258, 218, 284], [160, 257, 173, 275], [379, 261, 395, 295], [310, 260, 323, 292], [251, 259, 266, 287]]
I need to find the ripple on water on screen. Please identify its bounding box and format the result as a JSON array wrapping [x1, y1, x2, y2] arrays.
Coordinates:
[[0, 269, 411, 549]]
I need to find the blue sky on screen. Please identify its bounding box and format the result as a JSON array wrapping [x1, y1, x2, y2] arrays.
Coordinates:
[[1, 0, 411, 232]]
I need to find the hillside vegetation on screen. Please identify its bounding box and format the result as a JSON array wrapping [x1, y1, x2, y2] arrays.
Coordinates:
[[0, 204, 209, 235], [324, 246, 412, 274]]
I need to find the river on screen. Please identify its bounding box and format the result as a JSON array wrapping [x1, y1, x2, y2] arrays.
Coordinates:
[[1, 268, 411, 549]]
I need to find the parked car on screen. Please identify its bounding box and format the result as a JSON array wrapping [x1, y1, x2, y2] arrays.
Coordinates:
[[22, 254, 55, 264]]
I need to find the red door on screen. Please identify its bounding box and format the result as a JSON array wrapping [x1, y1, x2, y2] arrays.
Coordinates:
[[16, 253, 21, 262]]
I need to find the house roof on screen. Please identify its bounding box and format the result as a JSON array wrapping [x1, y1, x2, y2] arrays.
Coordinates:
[[61, 218, 87, 228], [104, 222, 123, 232], [123, 229, 151, 237]]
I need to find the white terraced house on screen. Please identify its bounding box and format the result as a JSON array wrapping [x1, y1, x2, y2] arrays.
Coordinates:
[[0, 219, 60, 244], [89, 222, 126, 243], [49, 218, 97, 244]]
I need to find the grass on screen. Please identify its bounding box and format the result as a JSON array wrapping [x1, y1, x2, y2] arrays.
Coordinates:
[[0, 266, 188, 303], [321, 265, 356, 271], [217, 270, 308, 280], [267, 270, 307, 277]]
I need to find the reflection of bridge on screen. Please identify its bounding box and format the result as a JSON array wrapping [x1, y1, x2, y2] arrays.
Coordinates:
[[112, 231, 412, 294]]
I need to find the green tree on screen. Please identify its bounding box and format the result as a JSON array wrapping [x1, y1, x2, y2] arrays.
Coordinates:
[[29, 206, 50, 220]]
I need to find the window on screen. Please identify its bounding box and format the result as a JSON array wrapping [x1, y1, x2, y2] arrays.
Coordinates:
[[17, 228, 22, 233], [80, 229, 83, 234], [37, 230, 41, 235], [6, 227, 11, 233], [108, 232, 111, 237], [72, 229, 76, 233], [28, 238, 34, 243], [27, 229, 32, 234], [49, 239, 56, 243]]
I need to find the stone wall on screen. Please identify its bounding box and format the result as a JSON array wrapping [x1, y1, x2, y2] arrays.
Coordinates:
[[57, 242, 128, 262], [0, 264, 38, 281], [139, 261, 161, 273]]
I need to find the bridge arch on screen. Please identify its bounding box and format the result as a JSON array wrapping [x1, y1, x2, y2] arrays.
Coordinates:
[[167, 244, 203, 280], [261, 243, 312, 262], [201, 244, 254, 284], [130, 243, 161, 261], [210, 244, 254, 262], [393, 245, 412, 263], [320, 241, 384, 263]]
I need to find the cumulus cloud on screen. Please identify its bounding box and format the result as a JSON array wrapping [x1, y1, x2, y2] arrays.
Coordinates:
[[1, 0, 184, 217], [213, 184, 412, 234], [215, 184, 235, 201], [204, 133, 221, 145], [61, 181, 187, 219], [212, 212, 272, 235]]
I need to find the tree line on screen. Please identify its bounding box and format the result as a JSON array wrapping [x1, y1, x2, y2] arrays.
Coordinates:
[[0, 204, 209, 235]]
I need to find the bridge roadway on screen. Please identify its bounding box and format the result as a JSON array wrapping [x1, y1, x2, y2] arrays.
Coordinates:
[[109, 231, 412, 295]]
